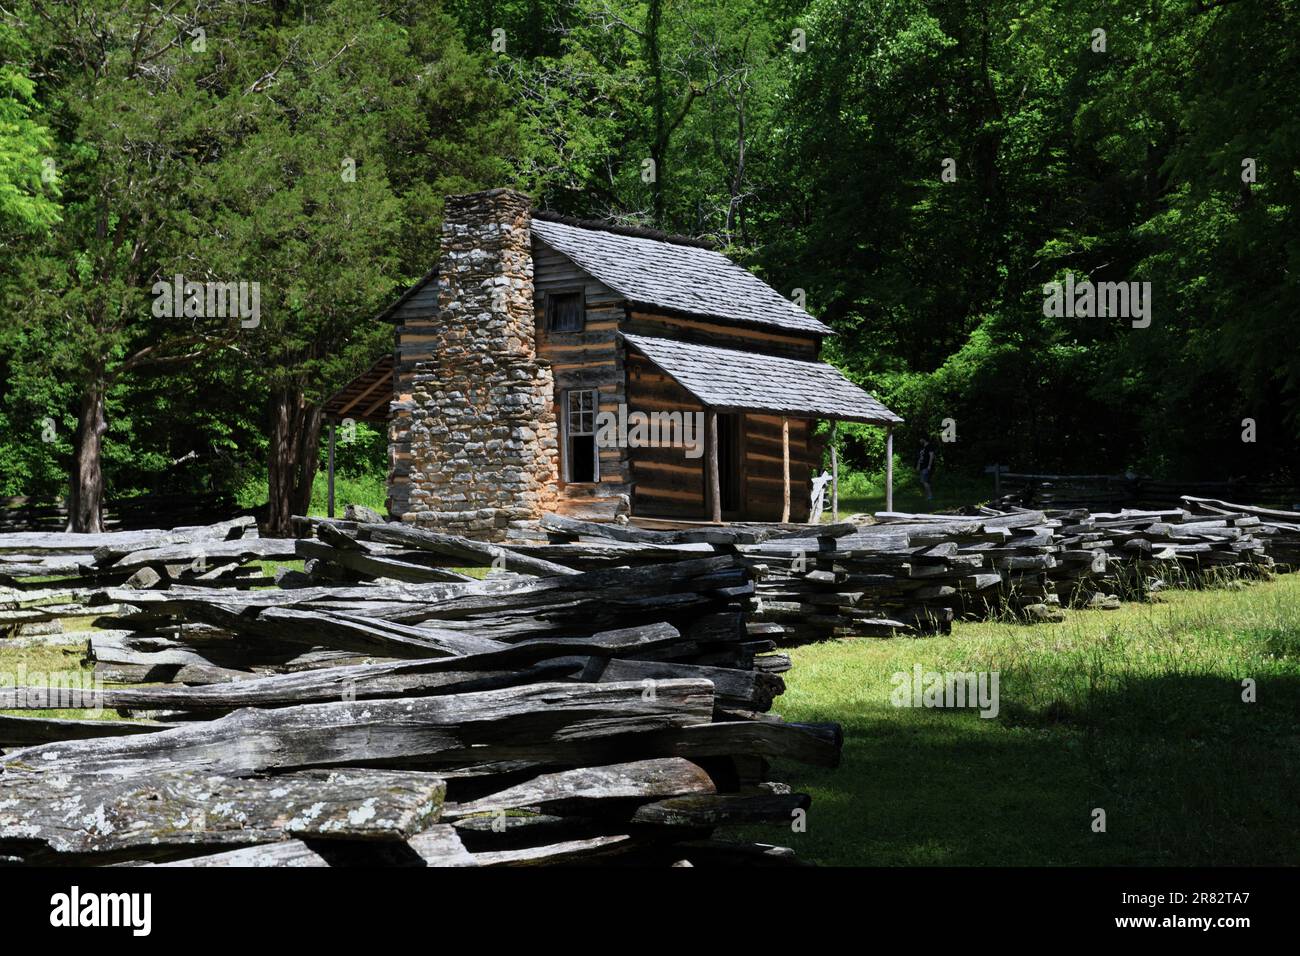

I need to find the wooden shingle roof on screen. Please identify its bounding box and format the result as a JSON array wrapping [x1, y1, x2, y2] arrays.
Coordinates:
[[531, 218, 832, 336], [622, 334, 901, 425], [323, 353, 394, 424]]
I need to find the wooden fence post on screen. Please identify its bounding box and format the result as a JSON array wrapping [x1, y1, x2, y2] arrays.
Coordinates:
[[781, 416, 791, 523], [830, 420, 839, 522], [885, 425, 894, 513], [707, 409, 721, 524]]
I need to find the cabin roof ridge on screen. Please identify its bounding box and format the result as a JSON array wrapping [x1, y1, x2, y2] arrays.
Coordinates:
[[530, 209, 716, 249], [530, 217, 832, 336]]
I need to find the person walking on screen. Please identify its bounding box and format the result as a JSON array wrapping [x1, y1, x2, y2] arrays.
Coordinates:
[[917, 437, 937, 502]]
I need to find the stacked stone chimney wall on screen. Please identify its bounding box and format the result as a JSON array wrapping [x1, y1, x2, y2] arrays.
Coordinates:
[[397, 189, 559, 539]]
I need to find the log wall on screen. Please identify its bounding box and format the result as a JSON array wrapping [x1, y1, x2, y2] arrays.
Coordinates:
[[387, 281, 440, 518], [623, 310, 821, 361], [625, 352, 708, 517], [624, 354, 821, 521], [743, 414, 818, 523], [532, 239, 631, 504]]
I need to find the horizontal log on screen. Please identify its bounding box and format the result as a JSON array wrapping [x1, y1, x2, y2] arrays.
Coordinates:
[[188, 605, 509, 659], [0, 714, 165, 747], [445, 758, 715, 819], [357, 522, 581, 577], [147, 825, 479, 867], [6, 626, 685, 715], [631, 791, 811, 826], [110, 538, 298, 573], [0, 656, 587, 713], [1, 680, 717, 777], [0, 768, 446, 858], [295, 540, 474, 584], [585, 657, 784, 712], [470, 834, 636, 866], [148, 840, 330, 867], [0, 518, 256, 557]]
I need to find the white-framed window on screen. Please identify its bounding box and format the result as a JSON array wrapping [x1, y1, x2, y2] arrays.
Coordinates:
[[563, 388, 599, 482]]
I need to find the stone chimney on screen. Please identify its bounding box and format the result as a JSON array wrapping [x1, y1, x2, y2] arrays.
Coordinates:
[[399, 189, 559, 539]]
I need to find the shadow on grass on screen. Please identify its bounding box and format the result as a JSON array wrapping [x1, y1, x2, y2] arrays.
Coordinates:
[[745, 671, 1300, 866]]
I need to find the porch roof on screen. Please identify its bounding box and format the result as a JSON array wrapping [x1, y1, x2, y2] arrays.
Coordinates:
[[323, 353, 394, 425], [621, 333, 902, 425]]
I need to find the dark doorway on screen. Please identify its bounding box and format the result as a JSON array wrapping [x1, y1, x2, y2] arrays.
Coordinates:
[[717, 413, 742, 513]]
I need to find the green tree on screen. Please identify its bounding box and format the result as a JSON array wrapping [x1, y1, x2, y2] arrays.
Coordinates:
[[4, 0, 250, 531], [199, 0, 517, 534], [0, 17, 59, 232]]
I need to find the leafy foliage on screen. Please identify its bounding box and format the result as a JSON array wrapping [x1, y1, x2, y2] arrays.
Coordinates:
[[1, 0, 1296, 514]]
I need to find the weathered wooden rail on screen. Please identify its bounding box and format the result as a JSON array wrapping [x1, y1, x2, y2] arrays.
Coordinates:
[[2, 497, 1296, 865], [991, 472, 1300, 512], [0, 517, 828, 866], [513, 500, 1300, 643], [0, 492, 246, 533]]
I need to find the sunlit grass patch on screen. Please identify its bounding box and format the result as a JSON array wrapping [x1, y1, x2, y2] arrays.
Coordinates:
[[741, 575, 1300, 866], [0, 641, 120, 722]]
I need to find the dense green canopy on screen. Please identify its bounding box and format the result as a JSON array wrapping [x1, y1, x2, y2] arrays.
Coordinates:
[[1, 0, 1296, 520]]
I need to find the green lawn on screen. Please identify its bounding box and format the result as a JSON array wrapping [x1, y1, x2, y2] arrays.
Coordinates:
[[825, 468, 995, 519], [238, 470, 388, 517], [0, 637, 119, 722], [742, 575, 1300, 866]]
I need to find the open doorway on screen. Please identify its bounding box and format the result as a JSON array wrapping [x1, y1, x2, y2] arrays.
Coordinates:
[[716, 412, 741, 514]]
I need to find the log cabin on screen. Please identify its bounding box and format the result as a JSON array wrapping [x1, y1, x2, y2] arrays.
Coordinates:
[[325, 189, 900, 540]]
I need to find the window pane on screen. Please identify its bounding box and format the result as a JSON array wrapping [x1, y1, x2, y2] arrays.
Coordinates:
[[568, 390, 596, 436]]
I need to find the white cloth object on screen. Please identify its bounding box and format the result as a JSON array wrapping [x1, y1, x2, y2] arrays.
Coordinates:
[[810, 470, 833, 521]]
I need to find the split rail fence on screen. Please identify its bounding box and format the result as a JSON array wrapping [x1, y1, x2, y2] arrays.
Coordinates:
[[1, 495, 1296, 865]]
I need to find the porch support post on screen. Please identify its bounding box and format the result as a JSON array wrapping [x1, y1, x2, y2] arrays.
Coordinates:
[[327, 418, 337, 519], [885, 424, 894, 513], [707, 408, 721, 524], [830, 420, 839, 522], [781, 415, 791, 523]]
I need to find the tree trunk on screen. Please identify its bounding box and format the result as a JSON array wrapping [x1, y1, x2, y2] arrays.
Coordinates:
[[266, 386, 323, 537], [645, 0, 666, 226], [66, 386, 108, 533], [726, 87, 746, 242]]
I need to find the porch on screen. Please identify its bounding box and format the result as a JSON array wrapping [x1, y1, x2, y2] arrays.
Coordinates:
[[619, 334, 903, 524]]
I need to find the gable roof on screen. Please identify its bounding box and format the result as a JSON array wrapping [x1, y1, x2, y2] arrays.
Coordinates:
[[530, 217, 832, 336], [622, 333, 901, 425], [376, 266, 439, 324]]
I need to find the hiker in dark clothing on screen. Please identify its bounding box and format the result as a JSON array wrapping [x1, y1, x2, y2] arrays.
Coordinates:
[[917, 438, 937, 501]]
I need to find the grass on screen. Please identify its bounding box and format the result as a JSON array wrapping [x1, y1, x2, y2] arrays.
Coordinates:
[[237, 470, 387, 517], [0, 641, 121, 722], [827, 466, 994, 519], [739, 575, 1300, 866]]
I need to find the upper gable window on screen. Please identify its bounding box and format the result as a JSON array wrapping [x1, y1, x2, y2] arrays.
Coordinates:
[[546, 290, 585, 332]]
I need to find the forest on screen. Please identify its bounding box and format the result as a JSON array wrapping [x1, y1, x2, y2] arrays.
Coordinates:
[[1, 0, 1296, 532]]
